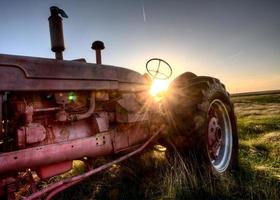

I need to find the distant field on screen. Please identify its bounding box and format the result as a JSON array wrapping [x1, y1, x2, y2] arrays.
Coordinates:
[[56, 93, 280, 200], [231, 90, 280, 97]]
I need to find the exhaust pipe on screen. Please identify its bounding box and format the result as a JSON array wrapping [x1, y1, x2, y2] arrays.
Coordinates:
[[48, 6, 68, 60]]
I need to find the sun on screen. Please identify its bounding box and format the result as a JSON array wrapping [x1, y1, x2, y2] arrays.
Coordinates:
[[149, 79, 170, 96]]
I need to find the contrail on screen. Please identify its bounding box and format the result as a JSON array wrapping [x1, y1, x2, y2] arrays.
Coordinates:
[[226, 50, 243, 60], [141, 0, 146, 22]]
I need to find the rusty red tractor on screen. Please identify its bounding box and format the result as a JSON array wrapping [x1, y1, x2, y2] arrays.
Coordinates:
[[0, 7, 238, 199]]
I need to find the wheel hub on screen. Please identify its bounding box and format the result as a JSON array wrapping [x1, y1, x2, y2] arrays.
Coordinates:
[[208, 117, 222, 161]]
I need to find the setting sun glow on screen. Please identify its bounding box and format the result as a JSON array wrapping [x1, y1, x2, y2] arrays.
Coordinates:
[[149, 80, 170, 96]]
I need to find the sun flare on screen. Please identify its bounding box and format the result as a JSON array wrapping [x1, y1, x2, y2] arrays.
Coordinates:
[[149, 79, 170, 96]]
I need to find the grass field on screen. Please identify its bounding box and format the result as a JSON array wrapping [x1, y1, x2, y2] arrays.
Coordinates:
[[56, 93, 280, 200]]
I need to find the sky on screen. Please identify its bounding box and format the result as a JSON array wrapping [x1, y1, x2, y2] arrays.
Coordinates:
[[0, 0, 279, 93]]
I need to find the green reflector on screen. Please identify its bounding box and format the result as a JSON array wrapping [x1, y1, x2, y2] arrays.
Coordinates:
[[68, 92, 77, 101]]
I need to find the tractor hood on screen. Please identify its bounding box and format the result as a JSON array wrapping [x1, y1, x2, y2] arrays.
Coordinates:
[[0, 54, 148, 91], [0, 54, 145, 83]]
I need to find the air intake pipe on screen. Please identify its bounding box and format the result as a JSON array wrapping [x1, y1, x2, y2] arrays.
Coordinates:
[[91, 41, 105, 64], [48, 6, 68, 60]]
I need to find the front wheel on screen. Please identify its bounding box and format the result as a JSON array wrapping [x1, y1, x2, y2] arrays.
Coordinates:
[[165, 74, 238, 174]]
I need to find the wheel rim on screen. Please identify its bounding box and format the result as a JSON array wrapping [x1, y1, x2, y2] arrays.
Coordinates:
[[207, 99, 232, 173]]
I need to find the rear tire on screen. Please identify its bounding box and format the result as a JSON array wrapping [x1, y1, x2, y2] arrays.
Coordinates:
[[165, 73, 238, 174]]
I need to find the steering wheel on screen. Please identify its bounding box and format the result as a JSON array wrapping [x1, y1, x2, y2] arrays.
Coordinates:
[[146, 58, 172, 80]]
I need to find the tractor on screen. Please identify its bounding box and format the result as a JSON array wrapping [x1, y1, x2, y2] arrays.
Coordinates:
[[0, 6, 238, 199]]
